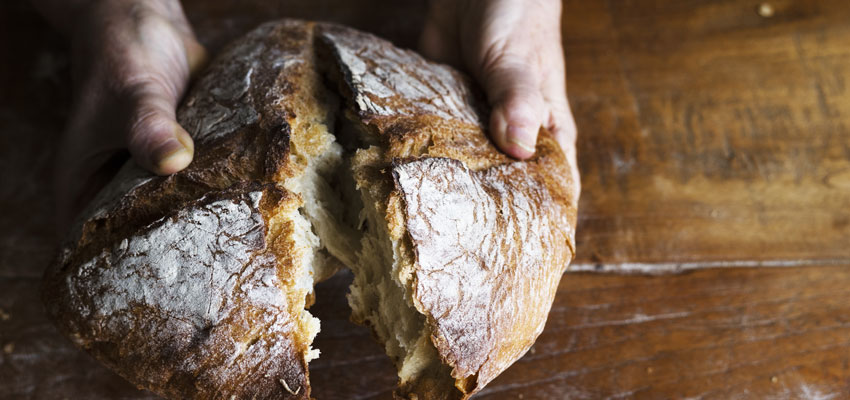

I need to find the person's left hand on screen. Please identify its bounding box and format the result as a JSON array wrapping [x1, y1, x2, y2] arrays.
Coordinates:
[[419, 0, 578, 172]]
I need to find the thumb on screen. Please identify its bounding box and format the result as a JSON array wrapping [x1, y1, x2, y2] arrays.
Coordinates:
[[481, 58, 546, 159], [126, 88, 194, 175], [125, 12, 206, 175]]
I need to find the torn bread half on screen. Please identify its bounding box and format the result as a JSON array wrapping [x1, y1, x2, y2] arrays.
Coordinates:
[[43, 19, 579, 400], [317, 24, 578, 398]]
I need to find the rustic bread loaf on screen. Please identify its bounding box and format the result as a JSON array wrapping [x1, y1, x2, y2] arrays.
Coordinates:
[[43, 19, 579, 400]]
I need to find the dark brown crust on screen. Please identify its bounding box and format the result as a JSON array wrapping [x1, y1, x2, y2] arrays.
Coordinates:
[[318, 23, 578, 399], [43, 20, 324, 400], [44, 184, 313, 399], [62, 20, 314, 273], [316, 24, 511, 171], [44, 19, 579, 400], [393, 157, 573, 392]]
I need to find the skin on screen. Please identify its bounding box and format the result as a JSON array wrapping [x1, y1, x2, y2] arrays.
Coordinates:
[[421, 0, 577, 161], [35, 0, 577, 228]]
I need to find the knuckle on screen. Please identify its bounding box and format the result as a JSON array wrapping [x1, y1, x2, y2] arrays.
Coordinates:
[[479, 47, 543, 93], [127, 104, 171, 146], [103, 61, 181, 106]]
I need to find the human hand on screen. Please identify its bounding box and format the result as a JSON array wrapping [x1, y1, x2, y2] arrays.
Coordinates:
[[420, 0, 577, 164], [34, 0, 205, 228]]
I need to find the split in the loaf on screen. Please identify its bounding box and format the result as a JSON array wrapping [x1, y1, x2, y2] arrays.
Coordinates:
[[45, 20, 573, 400], [275, 30, 464, 398]]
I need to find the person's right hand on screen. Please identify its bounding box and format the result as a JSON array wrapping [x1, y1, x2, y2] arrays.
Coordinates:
[[39, 0, 205, 228]]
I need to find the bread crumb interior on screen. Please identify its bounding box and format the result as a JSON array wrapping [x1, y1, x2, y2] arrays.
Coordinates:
[[267, 30, 455, 395]]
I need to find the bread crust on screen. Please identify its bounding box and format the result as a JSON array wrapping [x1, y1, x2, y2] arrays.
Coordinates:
[[44, 20, 325, 399], [46, 185, 313, 399], [318, 23, 578, 398], [44, 19, 578, 400]]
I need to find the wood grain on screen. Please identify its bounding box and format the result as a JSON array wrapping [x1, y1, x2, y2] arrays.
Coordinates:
[[6, 266, 850, 399], [2, 0, 850, 399], [567, 0, 850, 266]]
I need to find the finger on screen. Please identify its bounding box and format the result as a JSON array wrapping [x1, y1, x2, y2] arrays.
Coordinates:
[[136, 0, 208, 77], [547, 104, 581, 199], [540, 61, 576, 154], [54, 0, 205, 234], [123, 10, 202, 175], [539, 42, 581, 196], [482, 57, 546, 159], [125, 83, 194, 175], [547, 105, 578, 160]]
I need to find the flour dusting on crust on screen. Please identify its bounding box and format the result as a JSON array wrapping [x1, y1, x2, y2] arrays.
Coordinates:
[[393, 157, 572, 390], [44, 19, 579, 400], [178, 25, 272, 143], [319, 26, 482, 125], [69, 191, 266, 328]]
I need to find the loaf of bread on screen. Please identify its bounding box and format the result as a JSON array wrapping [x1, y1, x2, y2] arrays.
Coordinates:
[[43, 20, 578, 399]]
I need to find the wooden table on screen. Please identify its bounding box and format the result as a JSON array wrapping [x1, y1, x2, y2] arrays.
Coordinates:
[[2, 0, 849, 398]]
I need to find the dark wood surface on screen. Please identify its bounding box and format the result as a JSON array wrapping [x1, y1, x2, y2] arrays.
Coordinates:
[[2, 0, 849, 398], [568, 0, 850, 267]]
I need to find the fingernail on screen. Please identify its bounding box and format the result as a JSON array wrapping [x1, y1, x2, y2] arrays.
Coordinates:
[[506, 125, 537, 154], [175, 127, 194, 153], [152, 127, 193, 174]]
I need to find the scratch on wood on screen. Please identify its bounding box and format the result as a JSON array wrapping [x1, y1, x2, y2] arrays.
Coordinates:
[[797, 383, 839, 400], [570, 311, 693, 329], [569, 258, 850, 275]]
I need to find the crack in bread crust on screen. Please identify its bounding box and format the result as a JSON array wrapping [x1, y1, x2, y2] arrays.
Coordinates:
[[46, 185, 315, 399], [393, 158, 573, 391], [45, 20, 331, 400], [318, 22, 578, 399], [43, 19, 579, 400]]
